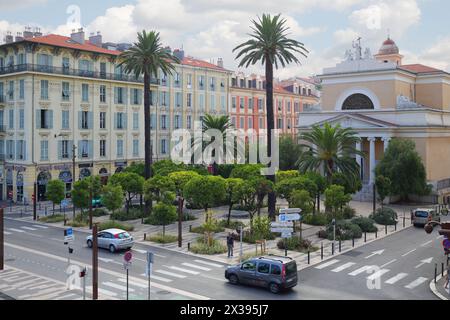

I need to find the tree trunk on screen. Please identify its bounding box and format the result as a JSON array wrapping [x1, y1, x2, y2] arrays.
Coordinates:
[[163, 225, 165, 238], [227, 204, 233, 226], [205, 207, 209, 223], [265, 59, 276, 219], [317, 194, 321, 213], [144, 72, 153, 218], [126, 194, 130, 215]]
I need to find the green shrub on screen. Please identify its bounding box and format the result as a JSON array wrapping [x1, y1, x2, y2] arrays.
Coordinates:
[[183, 212, 198, 221], [67, 220, 88, 227], [252, 216, 273, 241], [325, 220, 362, 240], [191, 224, 225, 234], [303, 213, 329, 226], [39, 214, 65, 223], [190, 238, 227, 255], [341, 206, 356, 219], [276, 237, 317, 252], [148, 233, 178, 244], [110, 208, 142, 221], [241, 230, 276, 244], [92, 208, 109, 217], [98, 221, 134, 231], [351, 216, 378, 232], [370, 207, 398, 225], [218, 219, 246, 231]]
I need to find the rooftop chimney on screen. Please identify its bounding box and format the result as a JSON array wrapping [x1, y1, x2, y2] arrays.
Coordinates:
[[173, 49, 185, 61], [89, 31, 102, 47], [33, 27, 42, 38], [217, 57, 223, 68], [5, 31, 13, 44], [70, 28, 85, 44], [15, 32, 24, 42], [23, 27, 33, 39]]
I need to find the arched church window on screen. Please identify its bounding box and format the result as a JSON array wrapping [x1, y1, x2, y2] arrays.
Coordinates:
[[342, 94, 374, 110]]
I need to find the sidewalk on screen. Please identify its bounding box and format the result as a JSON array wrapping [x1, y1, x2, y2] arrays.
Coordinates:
[[430, 269, 449, 300]]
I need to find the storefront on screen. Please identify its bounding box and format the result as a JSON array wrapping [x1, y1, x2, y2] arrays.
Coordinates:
[[59, 170, 73, 197], [37, 170, 51, 201], [115, 161, 127, 174], [99, 168, 109, 185], [6, 169, 13, 200], [16, 172, 24, 202]]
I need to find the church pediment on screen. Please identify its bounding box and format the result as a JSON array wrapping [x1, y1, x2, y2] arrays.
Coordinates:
[[315, 114, 397, 129]]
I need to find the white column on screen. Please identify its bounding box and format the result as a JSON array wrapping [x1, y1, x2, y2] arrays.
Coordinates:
[[355, 140, 362, 180], [368, 137, 376, 184], [382, 137, 391, 152]]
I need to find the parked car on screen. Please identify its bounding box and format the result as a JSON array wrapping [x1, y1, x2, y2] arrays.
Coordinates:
[[225, 255, 298, 294], [412, 208, 440, 227], [86, 228, 134, 253], [92, 197, 103, 208]]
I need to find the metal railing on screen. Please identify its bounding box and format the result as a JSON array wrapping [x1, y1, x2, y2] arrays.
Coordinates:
[[0, 64, 160, 85]]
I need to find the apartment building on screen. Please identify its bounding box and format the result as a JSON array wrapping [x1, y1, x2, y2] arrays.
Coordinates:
[[0, 29, 230, 202]]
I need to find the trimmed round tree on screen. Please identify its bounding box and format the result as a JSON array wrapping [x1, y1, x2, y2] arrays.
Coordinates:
[[46, 180, 66, 215], [102, 184, 124, 215], [151, 202, 177, 237]]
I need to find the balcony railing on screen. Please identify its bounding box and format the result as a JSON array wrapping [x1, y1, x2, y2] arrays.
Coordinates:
[[0, 95, 5, 103], [0, 64, 160, 85], [0, 154, 5, 161], [0, 125, 6, 133]]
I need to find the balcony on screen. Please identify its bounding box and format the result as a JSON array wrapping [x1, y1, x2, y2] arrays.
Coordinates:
[[0, 64, 160, 85]]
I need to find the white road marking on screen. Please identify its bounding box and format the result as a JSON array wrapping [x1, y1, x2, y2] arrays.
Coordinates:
[[348, 266, 373, 276], [54, 293, 78, 300], [182, 263, 211, 271], [8, 228, 25, 233], [315, 259, 340, 270], [132, 249, 147, 254], [103, 282, 135, 292], [4, 231, 12, 235], [97, 288, 119, 297], [436, 235, 443, 240], [194, 260, 224, 268], [139, 274, 172, 283], [200, 274, 228, 282], [365, 250, 385, 259], [405, 277, 428, 289], [32, 225, 48, 229], [385, 273, 408, 284], [420, 240, 433, 247], [20, 227, 38, 231], [415, 257, 433, 269], [155, 270, 186, 279], [168, 266, 200, 275], [331, 262, 356, 273], [401, 249, 416, 257], [367, 269, 390, 281], [380, 259, 397, 268], [117, 278, 147, 289], [32, 289, 70, 300]]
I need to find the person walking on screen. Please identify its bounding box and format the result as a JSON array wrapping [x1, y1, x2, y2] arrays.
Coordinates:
[[227, 233, 234, 258]]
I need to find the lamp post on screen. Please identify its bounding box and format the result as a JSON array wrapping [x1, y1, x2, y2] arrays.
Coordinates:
[[72, 143, 76, 220]]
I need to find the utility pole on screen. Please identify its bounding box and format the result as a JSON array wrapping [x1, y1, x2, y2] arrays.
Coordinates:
[[92, 224, 98, 300], [178, 197, 183, 248], [72, 144, 76, 220], [0, 208, 4, 271], [89, 185, 93, 230], [33, 182, 37, 221], [373, 183, 376, 214]]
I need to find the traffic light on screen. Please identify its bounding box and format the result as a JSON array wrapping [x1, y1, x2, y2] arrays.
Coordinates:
[[79, 268, 87, 278]]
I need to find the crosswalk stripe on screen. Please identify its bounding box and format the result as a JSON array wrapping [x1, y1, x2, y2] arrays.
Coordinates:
[[385, 273, 408, 284], [98, 288, 118, 297], [117, 278, 147, 289], [315, 259, 340, 270], [405, 277, 428, 289], [367, 269, 390, 281], [182, 263, 211, 271], [103, 282, 135, 292], [8, 228, 25, 233], [133, 249, 147, 254], [21, 226, 38, 231], [4, 231, 12, 235], [139, 274, 172, 283], [155, 270, 186, 278], [54, 293, 78, 300], [348, 266, 373, 276], [331, 262, 356, 273], [168, 266, 200, 275], [194, 260, 224, 268], [32, 225, 48, 229], [32, 289, 69, 300], [0, 270, 19, 278]]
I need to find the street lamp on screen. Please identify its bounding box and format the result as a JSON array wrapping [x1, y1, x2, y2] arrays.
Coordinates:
[[56, 134, 76, 221]]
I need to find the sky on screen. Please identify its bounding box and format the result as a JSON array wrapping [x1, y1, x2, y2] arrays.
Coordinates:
[[0, 0, 449, 78]]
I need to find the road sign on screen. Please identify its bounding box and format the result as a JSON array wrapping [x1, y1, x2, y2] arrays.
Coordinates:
[[281, 232, 292, 238], [270, 227, 294, 233], [279, 213, 301, 222], [124, 251, 133, 263], [270, 222, 293, 228], [279, 208, 301, 214], [61, 199, 69, 208], [64, 228, 74, 242]]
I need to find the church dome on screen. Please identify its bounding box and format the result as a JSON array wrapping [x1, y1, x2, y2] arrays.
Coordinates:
[[378, 37, 399, 55]]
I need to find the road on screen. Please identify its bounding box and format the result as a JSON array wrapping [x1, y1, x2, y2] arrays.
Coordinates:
[[1, 216, 447, 300]]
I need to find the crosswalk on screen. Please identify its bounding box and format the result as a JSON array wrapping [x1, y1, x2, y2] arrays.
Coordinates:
[[5, 224, 49, 236], [314, 258, 429, 291]]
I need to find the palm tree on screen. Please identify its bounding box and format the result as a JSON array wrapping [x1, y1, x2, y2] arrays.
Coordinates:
[[233, 14, 309, 218], [297, 123, 364, 186], [119, 30, 179, 217]]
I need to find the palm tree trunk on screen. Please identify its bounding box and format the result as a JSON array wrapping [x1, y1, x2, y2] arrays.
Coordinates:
[[144, 72, 152, 217], [265, 59, 276, 219]]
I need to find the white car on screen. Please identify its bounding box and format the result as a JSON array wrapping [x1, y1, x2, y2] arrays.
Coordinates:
[[86, 228, 134, 253]]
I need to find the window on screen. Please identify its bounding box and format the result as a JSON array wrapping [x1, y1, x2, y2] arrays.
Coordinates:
[[19, 80, 24, 99], [232, 97, 236, 109], [115, 87, 126, 104], [116, 112, 126, 130], [186, 74, 192, 87], [61, 140, 69, 159], [294, 102, 300, 113], [248, 118, 253, 129], [199, 94, 205, 110], [81, 111, 90, 129], [210, 77, 215, 91], [240, 98, 244, 109], [258, 98, 263, 110], [62, 110, 69, 129], [100, 85, 106, 103], [40, 140, 48, 161], [81, 84, 89, 102], [19, 109, 24, 129], [270, 264, 281, 275], [242, 261, 256, 271], [80, 140, 90, 158], [62, 82, 70, 101], [100, 112, 106, 129], [131, 88, 141, 105], [40, 80, 49, 100], [259, 117, 263, 129], [174, 73, 181, 87], [174, 115, 180, 129], [100, 140, 106, 157], [198, 75, 205, 89], [79, 59, 93, 74], [161, 73, 167, 86], [133, 140, 139, 156], [150, 114, 156, 129], [175, 92, 182, 107], [210, 95, 215, 111], [62, 57, 70, 73], [277, 118, 283, 129], [16, 140, 25, 160], [117, 139, 124, 157], [159, 91, 168, 106], [186, 115, 192, 129], [287, 101, 291, 112], [8, 109, 14, 129], [100, 62, 106, 78], [221, 96, 226, 111], [8, 81, 14, 100], [160, 115, 167, 130], [187, 93, 192, 107], [239, 117, 244, 129], [248, 98, 253, 110], [6, 140, 14, 159], [17, 53, 25, 65], [133, 112, 139, 130], [257, 263, 270, 274], [37, 109, 53, 129], [231, 117, 236, 126], [0, 110, 3, 128], [37, 54, 52, 71], [161, 139, 167, 154]]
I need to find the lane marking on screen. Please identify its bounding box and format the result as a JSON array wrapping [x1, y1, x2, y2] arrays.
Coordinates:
[[155, 270, 186, 279], [420, 240, 433, 247], [54, 293, 78, 300], [367, 269, 390, 281], [4, 231, 12, 235], [415, 257, 433, 269], [194, 260, 224, 268], [8, 228, 25, 233], [385, 273, 408, 285], [32, 225, 48, 229], [103, 282, 135, 292], [21, 227, 38, 231], [139, 274, 172, 283], [182, 263, 211, 271], [315, 259, 340, 270], [401, 249, 416, 257], [405, 277, 428, 289], [168, 266, 200, 275], [349, 266, 373, 276], [200, 274, 228, 283], [331, 262, 356, 273], [380, 259, 397, 268], [364, 250, 385, 259], [132, 249, 147, 254], [117, 278, 147, 289]]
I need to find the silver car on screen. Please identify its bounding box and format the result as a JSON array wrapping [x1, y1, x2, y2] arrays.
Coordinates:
[[86, 228, 134, 253]]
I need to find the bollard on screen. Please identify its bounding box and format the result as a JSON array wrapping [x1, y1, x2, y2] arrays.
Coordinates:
[[285, 247, 287, 257], [385, 224, 387, 235], [321, 243, 323, 260], [307, 251, 310, 265], [189, 225, 192, 232], [144, 233, 146, 241], [375, 230, 378, 239], [434, 264, 437, 283], [364, 232, 367, 242], [332, 243, 334, 256], [339, 240, 341, 253], [64, 219, 66, 226], [403, 216, 405, 228], [442, 263, 444, 277], [394, 222, 397, 231], [352, 237, 355, 247], [187, 242, 190, 251]]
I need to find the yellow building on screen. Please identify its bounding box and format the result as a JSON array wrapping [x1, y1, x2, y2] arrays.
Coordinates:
[[298, 37, 450, 201], [0, 29, 230, 202]]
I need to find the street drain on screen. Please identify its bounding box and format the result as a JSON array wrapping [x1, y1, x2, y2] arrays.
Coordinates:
[[342, 250, 363, 257], [5, 259, 15, 262], [157, 290, 171, 295]]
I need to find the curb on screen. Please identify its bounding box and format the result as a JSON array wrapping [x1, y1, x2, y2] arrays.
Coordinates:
[[429, 272, 449, 300]]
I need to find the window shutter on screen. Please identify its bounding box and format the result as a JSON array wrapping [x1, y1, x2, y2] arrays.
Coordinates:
[[48, 110, 53, 129], [23, 141, 26, 160], [89, 141, 93, 158], [124, 88, 128, 105], [88, 112, 93, 129], [78, 111, 82, 129], [48, 55, 53, 68], [139, 89, 143, 105], [123, 114, 128, 129], [114, 113, 117, 130], [70, 140, 74, 158], [36, 110, 41, 129], [15, 141, 20, 159], [57, 141, 62, 160], [78, 141, 82, 158], [114, 87, 118, 104]]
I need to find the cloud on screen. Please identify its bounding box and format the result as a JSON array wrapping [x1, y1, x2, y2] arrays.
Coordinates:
[[0, 0, 47, 10]]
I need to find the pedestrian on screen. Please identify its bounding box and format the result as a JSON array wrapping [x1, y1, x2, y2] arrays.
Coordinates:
[[445, 265, 450, 293], [227, 233, 234, 258]]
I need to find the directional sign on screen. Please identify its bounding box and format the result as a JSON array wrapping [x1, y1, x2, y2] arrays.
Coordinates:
[[64, 228, 74, 242], [279, 213, 301, 222], [281, 232, 293, 238], [279, 208, 302, 214], [270, 227, 294, 233], [270, 222, 293, 228], [61, 199, 69, 208]]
